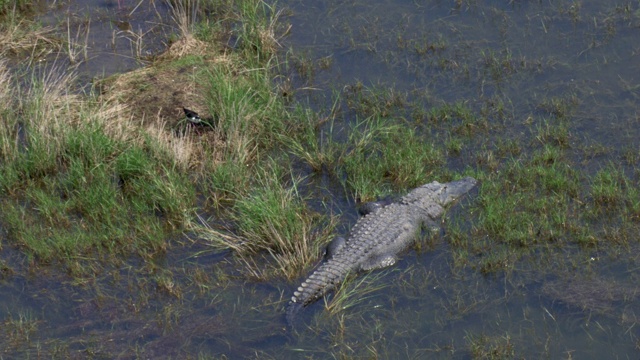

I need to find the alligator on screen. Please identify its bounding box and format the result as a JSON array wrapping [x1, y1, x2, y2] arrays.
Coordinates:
[[287, 177, 478, 324]]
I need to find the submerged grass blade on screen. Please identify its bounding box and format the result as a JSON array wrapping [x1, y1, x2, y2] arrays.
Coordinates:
[[324, 270, 391, 316]]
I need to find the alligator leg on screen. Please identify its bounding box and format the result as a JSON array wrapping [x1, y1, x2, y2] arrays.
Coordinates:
[[360, 254, 398, 271], [323, 236, 346, 261], [423, 217, 441, 232], [358, 197, 396, 216]]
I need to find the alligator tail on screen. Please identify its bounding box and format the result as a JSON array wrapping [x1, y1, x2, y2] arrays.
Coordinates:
[[286, 301, 303, 329]]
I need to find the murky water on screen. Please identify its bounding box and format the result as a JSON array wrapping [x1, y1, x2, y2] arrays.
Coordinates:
[[284, 0, 640, 151], [275, 1, 640, 357], [1, 0, 639, 358], [36, 0, 172, 84]]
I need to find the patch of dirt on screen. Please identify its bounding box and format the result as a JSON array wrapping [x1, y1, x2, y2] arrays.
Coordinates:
[[97, 35, 230, 168], [100, 35, 224, 126]]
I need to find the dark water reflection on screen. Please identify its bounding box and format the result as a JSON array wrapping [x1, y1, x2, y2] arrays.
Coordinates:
[[284, 0, 640, 150], [275, 0, 640, 357], [36, 0, 172, 82], [1, 0, 639, 358]]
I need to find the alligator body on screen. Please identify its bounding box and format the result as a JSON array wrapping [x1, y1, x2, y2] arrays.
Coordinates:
[[287, 177, 478, 323]]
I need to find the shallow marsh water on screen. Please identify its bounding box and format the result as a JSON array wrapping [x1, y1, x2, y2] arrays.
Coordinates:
[[1, 0, 639, 358], [284, 0, 640, 148], [35, 0, 172, 83], [275, 1, 640, 357]]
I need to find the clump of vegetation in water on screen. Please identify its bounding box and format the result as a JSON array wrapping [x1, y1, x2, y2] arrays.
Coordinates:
[[0, 0, 336, 282], [0, 63, 194, 264]]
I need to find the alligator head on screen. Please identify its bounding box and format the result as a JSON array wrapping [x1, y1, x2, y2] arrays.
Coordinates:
[[403, 176, 478, 210]]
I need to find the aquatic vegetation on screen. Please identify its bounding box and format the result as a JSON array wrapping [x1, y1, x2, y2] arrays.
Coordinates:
[[1, 0, 640, 358], [1, 310, 39, 350], [205, 164, 336, 280]]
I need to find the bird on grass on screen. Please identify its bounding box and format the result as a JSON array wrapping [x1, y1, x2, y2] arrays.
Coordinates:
[[176, 107, 221, 137], [183, 107, 203, 124]]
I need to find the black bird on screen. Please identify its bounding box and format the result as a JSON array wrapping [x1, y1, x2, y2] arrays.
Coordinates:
[[183, 107, 202, 124]]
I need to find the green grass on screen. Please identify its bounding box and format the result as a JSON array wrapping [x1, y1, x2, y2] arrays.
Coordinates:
[[339, 116, 445, 201], [426, 100, 475, 124], [235, 0, 282, 62], [345, 83, 408, 118], [323, 270, 390, 316], [0, 63, 195, 266], [534, 118, 570, 148], [443, 138, 639, 273], [474, 150, 581, 249], [201, 160, 336, 280], [171, 4, 349, 280], [590, 163, 626, 206], [202, 53, 287, 150], [281, 103, 343, 172], [0, 122, 194, 262], [285, 112, 446, 201], [537, 94, 580, 120], [205, 158, 252, 207], [0, 0, 344, 281]]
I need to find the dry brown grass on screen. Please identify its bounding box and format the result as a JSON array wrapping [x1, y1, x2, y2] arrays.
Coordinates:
[[165, 0, 200, 39], [0, 18, 59, 60], [0, 61, 16, 161], [95, 0, 289, 173], [257, 7, 287, 55], [144, 119, 226, 170], [0, 60, 11, 109], [66, 17, 90, 64], [198, 208, 338, 281], [97, 34, 232, 170], [13, 64, 83, 161], [158, 34, 209, 59]]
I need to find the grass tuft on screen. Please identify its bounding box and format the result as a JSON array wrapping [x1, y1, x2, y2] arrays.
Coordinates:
[[1, 311, 39, 349], [324, 270, 390, 316], [0, 62, 195, 266], [200, 162, 335, 280], [466, 333, 516, 359], [340, 116, 444, 201]]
